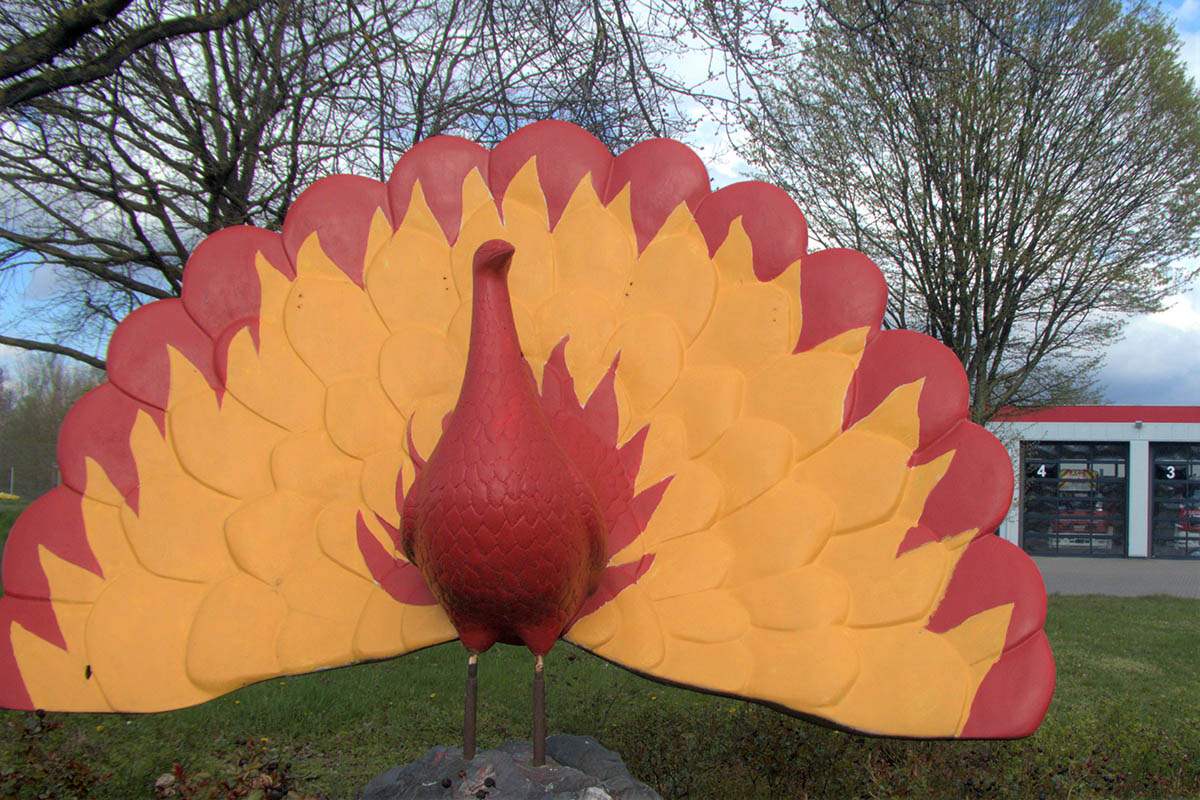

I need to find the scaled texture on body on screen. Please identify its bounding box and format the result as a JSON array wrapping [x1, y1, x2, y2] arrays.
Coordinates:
[[401, 239, 607, 656]]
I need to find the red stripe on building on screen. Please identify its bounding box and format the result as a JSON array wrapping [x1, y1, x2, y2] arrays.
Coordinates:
[[996, 406, 1200, 424]]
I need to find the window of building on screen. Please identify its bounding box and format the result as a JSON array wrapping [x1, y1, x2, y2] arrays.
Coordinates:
[[1149, 442, 1200, 559], [1021, 441, 1128, 557]]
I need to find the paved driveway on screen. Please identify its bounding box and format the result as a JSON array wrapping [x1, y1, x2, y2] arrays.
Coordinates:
[[1033, 556, 1200, 598]]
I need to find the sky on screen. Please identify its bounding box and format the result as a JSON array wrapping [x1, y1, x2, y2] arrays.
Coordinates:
[[3, 5, 1200, 405], [692, 1, 1200, 407], [1097, 2, 1200, 404]]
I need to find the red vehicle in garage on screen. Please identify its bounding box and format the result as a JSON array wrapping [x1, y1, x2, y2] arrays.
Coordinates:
[[1173, 490, 1200, 540], [1053, 469, 1115, 548]]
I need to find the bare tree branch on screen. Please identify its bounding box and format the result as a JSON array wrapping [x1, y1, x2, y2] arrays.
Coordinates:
[[0, 0, 132, 81], [744, 0, 1200, 421], [0, 334, 105, 369], [2, 0, 749, 367], [0, 0, 268, 110]]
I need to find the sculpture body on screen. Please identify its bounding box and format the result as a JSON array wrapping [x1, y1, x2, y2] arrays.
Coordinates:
[[0, 121, 1054, 740], [402, 240, 606, 655]]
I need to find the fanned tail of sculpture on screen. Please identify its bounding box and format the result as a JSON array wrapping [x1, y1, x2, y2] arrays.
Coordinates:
[[0, 121, 1053, 738]]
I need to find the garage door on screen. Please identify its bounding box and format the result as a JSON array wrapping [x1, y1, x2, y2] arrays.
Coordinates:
[[1021, 441, 1128, 557], [1149, 443, 1200, 559]]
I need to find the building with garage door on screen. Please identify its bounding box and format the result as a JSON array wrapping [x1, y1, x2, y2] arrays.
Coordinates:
[[991, 406, 1200, 559]]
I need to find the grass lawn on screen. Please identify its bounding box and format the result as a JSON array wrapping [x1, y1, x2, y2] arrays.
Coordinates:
[[0, 503, 27, 542], [0, 500, 1196, 798]]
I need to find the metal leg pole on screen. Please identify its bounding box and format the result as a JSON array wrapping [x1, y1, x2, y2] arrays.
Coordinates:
[[464, 653, 478, 761], [532, 654, 546, 767]]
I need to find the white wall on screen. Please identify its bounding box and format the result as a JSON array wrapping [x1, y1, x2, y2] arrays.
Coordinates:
[[988, 420, 1200, 557]]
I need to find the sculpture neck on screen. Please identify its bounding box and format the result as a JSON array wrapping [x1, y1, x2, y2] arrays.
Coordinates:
[[453, 238, 541, 418]]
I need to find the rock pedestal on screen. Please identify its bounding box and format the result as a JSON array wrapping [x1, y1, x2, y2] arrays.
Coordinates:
[[361, 735, 661, 800]]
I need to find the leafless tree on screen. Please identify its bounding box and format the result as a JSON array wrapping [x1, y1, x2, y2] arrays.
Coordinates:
[[744, 0, 1200, 421], [0, 0, 267, 110], [0, 0, 734, 368], [0, 354, 101, 498]]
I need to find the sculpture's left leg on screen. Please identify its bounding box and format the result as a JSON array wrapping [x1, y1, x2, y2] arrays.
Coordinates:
[[532, 654, 546, 767]]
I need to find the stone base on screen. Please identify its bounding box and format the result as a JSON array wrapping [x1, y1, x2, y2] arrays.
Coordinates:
[[361, 734, 661, 800]]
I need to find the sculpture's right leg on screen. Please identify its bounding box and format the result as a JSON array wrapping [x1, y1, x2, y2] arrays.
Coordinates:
[[464, 652, 478, 761]]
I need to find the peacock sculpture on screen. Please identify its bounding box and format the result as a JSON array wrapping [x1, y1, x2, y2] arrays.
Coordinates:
[[0, 121, 1053, 767]]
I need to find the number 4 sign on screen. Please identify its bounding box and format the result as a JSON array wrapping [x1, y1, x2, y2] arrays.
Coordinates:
[[1027, 462, 1059, 480]]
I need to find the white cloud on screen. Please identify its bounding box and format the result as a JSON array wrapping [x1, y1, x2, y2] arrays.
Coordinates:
[[1100, 322, 1200, 404], [1099, 282, 1200, 403], [23, 264, 64, 301], [1177, 0, 1200, 25], [1178, 29, 1200, 78], [0, 343, 31, 381], [1090, 14, 1200, 405], [685, 117, 751, 188], [1152, 293, 1200, 332]]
